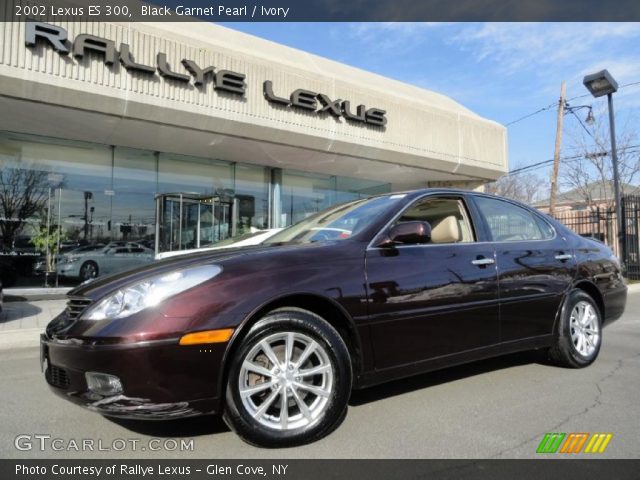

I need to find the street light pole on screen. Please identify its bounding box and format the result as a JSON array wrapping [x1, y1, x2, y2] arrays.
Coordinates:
[[607, 92, 624, 264], [583, 69, 624, 266]]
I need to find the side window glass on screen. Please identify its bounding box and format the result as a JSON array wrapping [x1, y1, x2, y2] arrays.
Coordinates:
[[395, 197, 475, 244], [475, 196, 553, 241], [535, 216, 556, 239]]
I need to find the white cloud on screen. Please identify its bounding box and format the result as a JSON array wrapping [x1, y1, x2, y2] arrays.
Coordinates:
[[451, 23, 640, 76], [344, 22, 450, 51]]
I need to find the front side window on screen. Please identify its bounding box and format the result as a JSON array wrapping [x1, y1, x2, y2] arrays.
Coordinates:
[[395, 197, 475, 244], [474, 196, 554, 242]]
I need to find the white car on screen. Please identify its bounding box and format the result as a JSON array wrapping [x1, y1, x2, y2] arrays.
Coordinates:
[[155, 229, 283, 260], [57, 242, 154, 281]]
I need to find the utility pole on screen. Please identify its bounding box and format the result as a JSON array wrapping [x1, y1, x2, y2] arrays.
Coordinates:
[[549, 81, 566, 216]]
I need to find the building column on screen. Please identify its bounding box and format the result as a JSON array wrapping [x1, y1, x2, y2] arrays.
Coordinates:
[[269, 168, 283, 228]]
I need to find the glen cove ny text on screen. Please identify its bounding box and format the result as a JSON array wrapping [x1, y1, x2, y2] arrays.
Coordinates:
[[142, 5, 291, 18]]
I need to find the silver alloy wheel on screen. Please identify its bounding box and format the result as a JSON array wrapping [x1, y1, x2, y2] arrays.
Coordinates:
[[238, 331, 334, 431], [570, 300, 600, 357]]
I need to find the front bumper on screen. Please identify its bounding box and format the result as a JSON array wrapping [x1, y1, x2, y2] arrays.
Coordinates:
[[56, 263, 81, 277], [41, 334, 225, 420]]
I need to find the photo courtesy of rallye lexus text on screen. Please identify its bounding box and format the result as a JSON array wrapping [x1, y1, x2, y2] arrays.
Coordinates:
[[41, 189, 627, 447]]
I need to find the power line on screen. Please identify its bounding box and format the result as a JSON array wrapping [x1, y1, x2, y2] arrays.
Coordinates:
[[507, 154, 582, 175], [505, 79, 640, 127], [504, 143, 640, 177], [505, 103, 556, 126], [568, 108, 596, 142]]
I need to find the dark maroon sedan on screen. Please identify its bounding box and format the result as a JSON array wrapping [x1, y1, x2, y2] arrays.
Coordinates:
[[42, 189, 627, 447]]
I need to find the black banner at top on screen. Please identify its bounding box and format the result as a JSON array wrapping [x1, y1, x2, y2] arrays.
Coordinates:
[[3, 0, 640, 22]]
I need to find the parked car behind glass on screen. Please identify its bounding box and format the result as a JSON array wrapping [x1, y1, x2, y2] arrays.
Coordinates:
[[42, 189, 626, 447], [56, 242, 153, 281]]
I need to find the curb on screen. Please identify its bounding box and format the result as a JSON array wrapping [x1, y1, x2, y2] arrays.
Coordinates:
[[0, 328, 42, 350], [3, 287, 71, 302]]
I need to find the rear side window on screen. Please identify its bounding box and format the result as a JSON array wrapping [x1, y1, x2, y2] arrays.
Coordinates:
[[474, 196, 554, 242]]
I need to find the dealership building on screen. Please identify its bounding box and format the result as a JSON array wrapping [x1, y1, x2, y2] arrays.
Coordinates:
[[0, 19, 507, 288]]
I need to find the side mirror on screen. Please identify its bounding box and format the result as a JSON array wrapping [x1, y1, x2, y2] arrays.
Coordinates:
[[380, 221, 432, 246]]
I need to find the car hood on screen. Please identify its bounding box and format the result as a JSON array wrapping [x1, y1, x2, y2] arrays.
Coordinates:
[[68, 242, 328, 301]]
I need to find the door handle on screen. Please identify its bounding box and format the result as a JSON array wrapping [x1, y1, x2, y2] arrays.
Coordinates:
[[555, 254, 573, 261], [471, 258, 495, 266]]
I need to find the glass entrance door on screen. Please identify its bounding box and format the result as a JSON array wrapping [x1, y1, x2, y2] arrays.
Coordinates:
[[155, 193, 236, 255]]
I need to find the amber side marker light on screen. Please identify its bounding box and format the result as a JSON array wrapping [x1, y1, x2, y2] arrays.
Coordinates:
[[179, 329, 234, 345]]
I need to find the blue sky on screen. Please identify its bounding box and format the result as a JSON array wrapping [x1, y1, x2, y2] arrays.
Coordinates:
[[222, 22, 640, 185]]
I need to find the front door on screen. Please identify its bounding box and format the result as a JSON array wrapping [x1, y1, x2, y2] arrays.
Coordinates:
[[366, 195, 500, 370]]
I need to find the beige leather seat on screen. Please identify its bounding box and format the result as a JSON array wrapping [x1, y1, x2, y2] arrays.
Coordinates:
[[431, 216, 461, 244]]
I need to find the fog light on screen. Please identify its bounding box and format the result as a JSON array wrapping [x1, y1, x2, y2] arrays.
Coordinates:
[[85, 372, 123, 396]]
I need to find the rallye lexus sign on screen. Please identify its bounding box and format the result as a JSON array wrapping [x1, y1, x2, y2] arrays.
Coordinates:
[[25, 21, 387, 127]]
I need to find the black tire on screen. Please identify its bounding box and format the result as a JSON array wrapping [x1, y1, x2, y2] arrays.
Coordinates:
[[223, 308, 352, 448], [549, 289, 602, 368], [79, 261, 99, 282]]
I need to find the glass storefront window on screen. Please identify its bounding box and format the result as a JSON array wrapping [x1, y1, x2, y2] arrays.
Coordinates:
[[0, 132, 111, 287], [336, 176, 392, 203], [113, 148, 157, 248], [234, 164, 270, 234], [158, 153, 233, 195], [281, 169, 391, 226], [281, 171, 336, 226], [0, 131, 391, 289]]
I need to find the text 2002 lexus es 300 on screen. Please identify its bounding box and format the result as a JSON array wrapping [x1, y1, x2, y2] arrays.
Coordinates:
[[42, 189, 626, 447]]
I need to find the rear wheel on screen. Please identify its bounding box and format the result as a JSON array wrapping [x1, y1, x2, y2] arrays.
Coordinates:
[[549, 290, 602, 368], [223, 308, 352, 447]]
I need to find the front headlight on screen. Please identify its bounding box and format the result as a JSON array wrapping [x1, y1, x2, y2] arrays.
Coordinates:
[[82, 264, 222, 321]]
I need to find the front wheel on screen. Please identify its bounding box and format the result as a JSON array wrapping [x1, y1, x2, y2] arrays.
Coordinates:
[[549, 290, 602, 368], [223, 308, 352, 447], [79, 261, 99, 282]]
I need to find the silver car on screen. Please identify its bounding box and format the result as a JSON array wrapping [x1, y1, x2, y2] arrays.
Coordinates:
[[56, 242, 154, 281]]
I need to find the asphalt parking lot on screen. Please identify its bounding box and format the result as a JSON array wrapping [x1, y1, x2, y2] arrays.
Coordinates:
[[1, 292, 639, 459]]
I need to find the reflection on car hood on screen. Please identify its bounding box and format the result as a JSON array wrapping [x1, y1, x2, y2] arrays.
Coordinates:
[[68, 243, 314, 301]]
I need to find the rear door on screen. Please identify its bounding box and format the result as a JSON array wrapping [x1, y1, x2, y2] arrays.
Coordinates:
[[470, 195, 577, 341], [365, 194, 500, 370]]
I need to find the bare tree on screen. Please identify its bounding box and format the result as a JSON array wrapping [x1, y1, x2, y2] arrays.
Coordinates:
[[485, 170, 545, 204], [0, 164, 49, 248], [560, 109, 640, 209]]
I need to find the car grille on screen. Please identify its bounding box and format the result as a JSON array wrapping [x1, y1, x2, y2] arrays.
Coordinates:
[[46, 364, 70, 389], [66, 297, 93, 320]]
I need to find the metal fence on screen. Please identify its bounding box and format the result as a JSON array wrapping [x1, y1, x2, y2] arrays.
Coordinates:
[[550, 195, 640, 280], [622, 195, 640, 280]]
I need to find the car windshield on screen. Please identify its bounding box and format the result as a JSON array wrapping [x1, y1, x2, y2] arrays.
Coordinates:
[[264, 194, 404, 245]]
